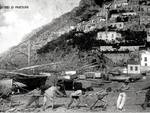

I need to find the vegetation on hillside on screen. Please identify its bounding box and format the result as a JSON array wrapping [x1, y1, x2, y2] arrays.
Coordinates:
[[0, 0, 148, 72]]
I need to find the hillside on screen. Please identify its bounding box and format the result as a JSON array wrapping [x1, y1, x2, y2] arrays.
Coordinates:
[[0, 0, 113, 71], [0, 0, 148, 73]]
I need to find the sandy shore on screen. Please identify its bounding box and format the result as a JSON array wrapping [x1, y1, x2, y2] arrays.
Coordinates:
[[2, 78, 150, 112]]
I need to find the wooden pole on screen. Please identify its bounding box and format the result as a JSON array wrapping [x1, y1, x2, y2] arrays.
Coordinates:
[[28, 40, 31, 66], [105, 5, 108, 32]]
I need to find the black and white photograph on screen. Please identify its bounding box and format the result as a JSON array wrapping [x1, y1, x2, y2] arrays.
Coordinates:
[[0, 0, 150, 112]]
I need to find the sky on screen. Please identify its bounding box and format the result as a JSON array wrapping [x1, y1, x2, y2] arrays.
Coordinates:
[[0, 0, 80, 54]]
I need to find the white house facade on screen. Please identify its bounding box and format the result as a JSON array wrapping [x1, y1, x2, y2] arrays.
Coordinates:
[[122, 12, 137, 16], [147, 28, 150, 42], [140, 50, 150, 67], [97, 31, 121, 42], [127, 59, 140, 74], [127, 64, 140, 74]]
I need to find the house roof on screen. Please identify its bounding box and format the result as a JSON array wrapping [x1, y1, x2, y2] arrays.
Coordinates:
[[127, 59, 140, 65], [140, 50, 150, 55]]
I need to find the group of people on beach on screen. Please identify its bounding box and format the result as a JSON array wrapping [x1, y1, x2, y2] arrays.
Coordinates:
[[0, 80, 150, 112], [23, 81, 150, 111]]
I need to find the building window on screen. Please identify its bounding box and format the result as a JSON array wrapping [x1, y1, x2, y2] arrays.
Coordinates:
[[112, 34, 114, 38], [145, 57, 147, 61], [135, 66, 138, 71], [145, 63, 147, 66], [98, 34, 102, 39], [106, 34, 108, 39], [119, 24, 122, 27], [130, 66, 133, 71], [100, 35, 102, 39]]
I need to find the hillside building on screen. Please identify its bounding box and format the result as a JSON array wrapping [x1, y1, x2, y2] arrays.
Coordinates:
[[97, 31, 122, 42], [124, 5, 140, 12], [140, 16, 150, 25], [124, 0, 140, 12], [140, 5, 150, 15], [96, 8, 107, 17], [140, 50, 150, 67], [119, 46, 140, 51], [127, 59, 141, 74], [139, 50, 150, 72], [109, 22, 124, 29], [112, 0, 128, 9], [110, 14, 120, 21], [91, 17, 106, 24], [122, 12, 137, 16], [100, 46, 139, 52], [147, 28, 150, 42], [126, 24, 146, 31], [128, 0, 140, 5], [127, 15, 140, 23]]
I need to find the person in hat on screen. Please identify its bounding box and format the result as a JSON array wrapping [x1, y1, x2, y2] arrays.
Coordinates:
[[116, 81, 130, 111], [88, 87, 112, 110]]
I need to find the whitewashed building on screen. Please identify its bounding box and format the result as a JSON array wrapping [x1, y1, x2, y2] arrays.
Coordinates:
[[140, 16, 150, 25], [109, 22, 124, 29], [140, 50, 150, 73], [140, 50, 150, 67], [122, 12, 137, 16], [65, 71, 76, 75], [127, 59, 140, 74], [97, 31, 121, 42], [111, 14, 120, 19], [112, 0, 128, 9], [147, 28, 150, 42]]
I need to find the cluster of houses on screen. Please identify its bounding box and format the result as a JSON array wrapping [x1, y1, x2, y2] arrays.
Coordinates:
[[73, 0, 150, 78], [61, 50, 150, 81], [75, 0, 150, 44]]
